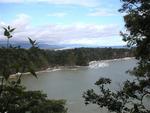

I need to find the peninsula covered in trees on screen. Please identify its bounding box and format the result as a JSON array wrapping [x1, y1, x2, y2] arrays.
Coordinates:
[[0, 46, 134, 73], [44, 47, 134, 66]]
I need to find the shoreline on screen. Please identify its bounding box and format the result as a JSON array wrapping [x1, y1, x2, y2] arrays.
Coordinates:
[[9, 65, 82, 79], [89, 57, 134, 64], [9, 57, 135, 78], [89, 57, 135, 69]]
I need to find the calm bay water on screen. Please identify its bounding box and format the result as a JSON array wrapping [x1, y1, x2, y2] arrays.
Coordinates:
[[21, 58, 138, 113]]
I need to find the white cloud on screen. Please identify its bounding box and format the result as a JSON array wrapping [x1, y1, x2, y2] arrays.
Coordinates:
[[88, 8, 117, 17], [0, 13, 31, 40], [0, 14, 30, 29], [0, 0, 100, 7], [48, 12, 67, 17], [0, 14, 123, 46], [12, 14, 31, 30]]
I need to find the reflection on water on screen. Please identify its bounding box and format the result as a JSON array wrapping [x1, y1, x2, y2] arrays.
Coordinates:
[[21, 58, 138, 113]]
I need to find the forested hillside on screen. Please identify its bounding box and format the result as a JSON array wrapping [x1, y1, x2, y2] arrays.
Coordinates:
[[0, 47, 134, 74], [45, 47, 134, 66]]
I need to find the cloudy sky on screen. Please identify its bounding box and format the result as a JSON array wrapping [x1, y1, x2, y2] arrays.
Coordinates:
[[0, 0, 126, 46]]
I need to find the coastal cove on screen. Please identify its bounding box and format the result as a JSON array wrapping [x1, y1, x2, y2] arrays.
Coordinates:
[[10, 57, 134, 78], [21, 58, 139, 113], [1, 1, 149, 112]]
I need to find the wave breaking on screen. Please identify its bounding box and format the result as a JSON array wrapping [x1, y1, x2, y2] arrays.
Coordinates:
[[89, 57, 133, 69]]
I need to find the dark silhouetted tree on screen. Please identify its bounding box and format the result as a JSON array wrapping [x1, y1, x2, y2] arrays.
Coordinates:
[[83, 0, 150, 113], [0, 26, 67, 113]]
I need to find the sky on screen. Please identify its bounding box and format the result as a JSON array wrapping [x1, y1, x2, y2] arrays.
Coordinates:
[[0, 0, 126, 46]]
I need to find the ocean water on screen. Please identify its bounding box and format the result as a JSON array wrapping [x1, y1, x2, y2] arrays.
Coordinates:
[[21, 58, 139, 113]]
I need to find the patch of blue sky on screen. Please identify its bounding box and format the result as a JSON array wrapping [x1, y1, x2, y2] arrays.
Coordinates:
[[0, 0, 126, 46]]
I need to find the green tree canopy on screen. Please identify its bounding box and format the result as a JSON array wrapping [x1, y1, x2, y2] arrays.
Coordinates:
[[83, 0, 150, 113], [0, 26, 67, 113]]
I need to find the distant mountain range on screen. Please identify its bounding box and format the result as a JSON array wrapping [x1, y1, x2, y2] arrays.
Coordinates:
[[0, 41, 128, 50], [0, 41, 64, 49]]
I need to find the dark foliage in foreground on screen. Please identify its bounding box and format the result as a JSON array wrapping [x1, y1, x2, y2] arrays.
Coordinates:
[[0, 26, 67, 113], [83, 0, 150, 113]]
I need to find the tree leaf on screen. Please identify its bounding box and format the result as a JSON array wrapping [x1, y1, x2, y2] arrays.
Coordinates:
[[3, 27, 10, 37], [28, 67, 37, 78], [8, 26, 10, 30], [10, 28, 15, 32]]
